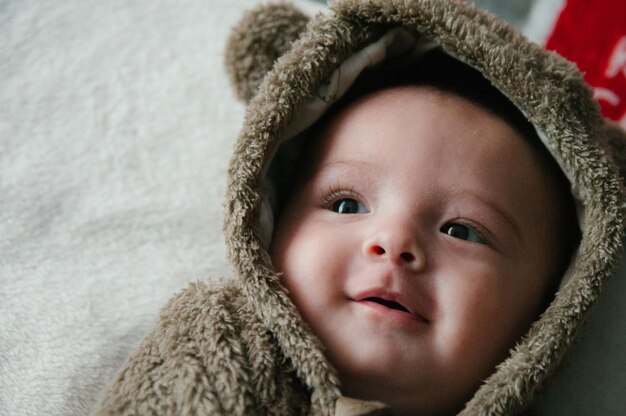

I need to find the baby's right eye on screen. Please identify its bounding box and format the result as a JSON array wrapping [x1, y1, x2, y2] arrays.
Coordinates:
[[440, 222, 486, 244], [331, 198, 368, 214]]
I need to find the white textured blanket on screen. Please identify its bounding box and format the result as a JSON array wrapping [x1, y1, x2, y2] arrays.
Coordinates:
[[1, 0, 624, 415], [1, 0, 318, 413]]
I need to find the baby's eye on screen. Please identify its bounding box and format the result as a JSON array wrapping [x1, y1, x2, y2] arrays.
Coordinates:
[[331, 198, 368, 214], [440, 222, 486, 244]]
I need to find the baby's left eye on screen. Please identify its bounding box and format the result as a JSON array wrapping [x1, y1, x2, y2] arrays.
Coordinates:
[[331, 198, 368, 214], [440, 223, 486, 244]]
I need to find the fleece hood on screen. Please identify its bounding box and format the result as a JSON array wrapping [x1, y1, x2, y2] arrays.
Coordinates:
[[223, 0, 626, 414]]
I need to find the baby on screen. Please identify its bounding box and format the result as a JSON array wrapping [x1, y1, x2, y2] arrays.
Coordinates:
[[270, 51, 578, 415], [92, 2, 624, 415]]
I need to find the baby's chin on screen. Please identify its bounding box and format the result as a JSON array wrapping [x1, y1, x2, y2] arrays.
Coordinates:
[[337, 366, 470, 416]]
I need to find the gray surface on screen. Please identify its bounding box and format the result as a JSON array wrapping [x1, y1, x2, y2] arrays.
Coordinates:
[[530, 254, 626, 415], [470, 0, 534, 27]]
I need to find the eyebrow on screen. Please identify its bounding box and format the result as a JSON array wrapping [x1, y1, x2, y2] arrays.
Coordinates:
[[314, 159, 388, 186], [455, 191, 524, 245], [302, 159, 374, 188], [322, 160, 375, 169], [318, 159, 382, 174]]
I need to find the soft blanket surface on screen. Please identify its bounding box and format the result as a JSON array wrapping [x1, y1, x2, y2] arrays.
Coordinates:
[[2, 0, 258, 413], [0, 0, 624, 415]]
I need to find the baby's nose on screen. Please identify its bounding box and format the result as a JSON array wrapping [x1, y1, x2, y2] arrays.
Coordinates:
[[364, 237, 425, 272]]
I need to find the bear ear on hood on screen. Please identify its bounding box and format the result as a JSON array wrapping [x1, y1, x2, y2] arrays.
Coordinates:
[[224, 2, 311, 102]]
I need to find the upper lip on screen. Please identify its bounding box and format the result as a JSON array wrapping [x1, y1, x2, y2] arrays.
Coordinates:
[[352, 288, 430, 323]]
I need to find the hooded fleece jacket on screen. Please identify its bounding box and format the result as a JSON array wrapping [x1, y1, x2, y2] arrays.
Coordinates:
[[91, 1, 626, 415]]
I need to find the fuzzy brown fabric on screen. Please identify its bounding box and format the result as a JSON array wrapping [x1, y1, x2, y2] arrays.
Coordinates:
[[92, 1, 626, 415], [224, 2, 310, 102], [93, 279, 313, 415]]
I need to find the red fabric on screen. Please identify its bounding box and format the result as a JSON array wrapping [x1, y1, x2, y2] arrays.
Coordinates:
[[546, 0, 626, 127]]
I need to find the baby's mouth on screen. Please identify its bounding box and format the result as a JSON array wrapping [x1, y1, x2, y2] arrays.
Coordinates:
[[363, 297, 411, 314], [353, 290, 430, 324]]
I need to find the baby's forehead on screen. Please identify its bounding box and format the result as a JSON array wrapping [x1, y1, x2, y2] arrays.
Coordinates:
[[311, 85, 536, 163], [326, 50, 540, 147]]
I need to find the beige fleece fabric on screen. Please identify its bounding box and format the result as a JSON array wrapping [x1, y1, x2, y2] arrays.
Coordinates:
[[93, 1, 626, 415]]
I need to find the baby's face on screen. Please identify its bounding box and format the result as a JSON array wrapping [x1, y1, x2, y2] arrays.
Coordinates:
[[270, 86, 563, 415]]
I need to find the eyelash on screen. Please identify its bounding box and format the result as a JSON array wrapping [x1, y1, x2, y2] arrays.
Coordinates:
[[321, 185, 364, 209], [442, 219, 492, 246]]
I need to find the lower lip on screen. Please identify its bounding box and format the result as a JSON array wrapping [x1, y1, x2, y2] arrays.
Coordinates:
[[355, 300, 428, 327]]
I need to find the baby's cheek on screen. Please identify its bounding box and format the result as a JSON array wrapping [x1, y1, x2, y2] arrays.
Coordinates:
[[433, 264, 510, 352], [273, 231, 323, 284]]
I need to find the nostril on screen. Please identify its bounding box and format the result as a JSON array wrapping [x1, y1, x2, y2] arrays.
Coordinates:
[[400, 252, 415, 262], [371, 245, 386, 255]]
